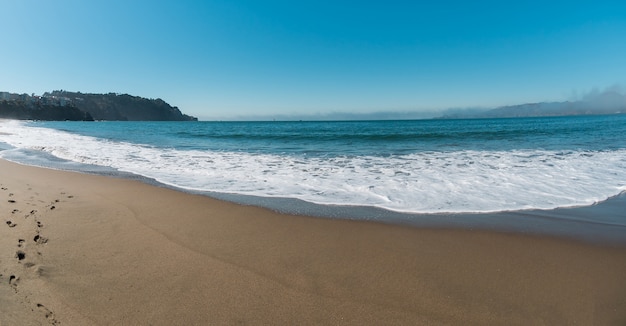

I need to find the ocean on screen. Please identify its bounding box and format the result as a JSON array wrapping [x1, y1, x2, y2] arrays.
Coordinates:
[[1, 115, 625, 221]]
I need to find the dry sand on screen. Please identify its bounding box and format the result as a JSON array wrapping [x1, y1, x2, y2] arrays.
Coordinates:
[[1, 158, 625, 325]]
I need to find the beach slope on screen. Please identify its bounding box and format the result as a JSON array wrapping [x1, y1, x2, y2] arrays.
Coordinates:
[[1, 159, 625, 325]]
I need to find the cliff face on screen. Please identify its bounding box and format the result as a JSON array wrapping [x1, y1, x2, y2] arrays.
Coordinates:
[[0, 100, 93, 121], [0, 91, 197, 121], [48, 91, 197, 121]]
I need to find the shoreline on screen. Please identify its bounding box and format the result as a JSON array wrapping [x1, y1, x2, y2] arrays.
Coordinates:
[[2, 150, 625, 246], [205, 191, 626, 246], [1, 158, 626, 324], [3, 116, 625, 220]]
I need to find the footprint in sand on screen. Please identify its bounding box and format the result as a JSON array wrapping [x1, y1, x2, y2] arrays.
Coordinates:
[[6, 220, 17, 227], [36, 303, 59, 325], [8, 275, 19, 290], [34, 234, 48, 245], [15, 250, 26, 261]]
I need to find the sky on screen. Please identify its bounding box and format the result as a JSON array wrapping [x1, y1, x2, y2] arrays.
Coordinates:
[[1, 0, 625, 120]]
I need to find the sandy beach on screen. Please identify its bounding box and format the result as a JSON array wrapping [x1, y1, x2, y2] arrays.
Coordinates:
[[1, 158, 625, 325]]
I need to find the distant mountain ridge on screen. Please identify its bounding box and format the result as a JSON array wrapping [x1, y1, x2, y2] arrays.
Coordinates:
[[0, 90, 197, 121], [439, 90, 626, 119]]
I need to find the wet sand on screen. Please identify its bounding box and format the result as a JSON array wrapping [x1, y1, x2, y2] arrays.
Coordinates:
[[1, 158, 625, 325]]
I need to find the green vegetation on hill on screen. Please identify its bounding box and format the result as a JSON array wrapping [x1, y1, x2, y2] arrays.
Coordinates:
[[0, 90, 197, 121], [0, 99, 93, 121]]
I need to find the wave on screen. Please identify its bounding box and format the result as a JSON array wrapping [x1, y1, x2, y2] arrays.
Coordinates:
[[1, 120, 625, 214]]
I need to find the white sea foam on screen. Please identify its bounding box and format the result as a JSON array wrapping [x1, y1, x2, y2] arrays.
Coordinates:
[[1, 120, 625, 213]]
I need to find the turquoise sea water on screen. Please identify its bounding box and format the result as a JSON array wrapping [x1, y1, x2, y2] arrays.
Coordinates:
[[1, 115, 625, 217]]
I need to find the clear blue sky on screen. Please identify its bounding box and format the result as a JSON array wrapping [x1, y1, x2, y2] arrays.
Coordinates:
[[1, 0, 625, 120]]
